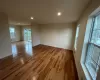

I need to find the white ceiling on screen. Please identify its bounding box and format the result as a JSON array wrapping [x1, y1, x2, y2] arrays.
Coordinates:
[[0, 0, 90, 25]]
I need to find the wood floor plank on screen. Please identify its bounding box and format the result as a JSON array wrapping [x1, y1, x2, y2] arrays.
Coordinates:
[[0, 41, 78, 80]]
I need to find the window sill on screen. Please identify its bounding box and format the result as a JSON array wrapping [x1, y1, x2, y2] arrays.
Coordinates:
[[81, 63, 92, 80]]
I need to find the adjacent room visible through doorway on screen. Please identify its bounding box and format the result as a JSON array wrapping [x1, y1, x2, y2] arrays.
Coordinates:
[[24, 28, 32, 42], [9, 26, 32, 57]]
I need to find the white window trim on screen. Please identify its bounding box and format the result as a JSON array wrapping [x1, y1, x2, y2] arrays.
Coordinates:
[[74, 25, 80, 52], [81, 7, 100, 80], [81, 63, 92, 80], [81, 17, 94, 80]]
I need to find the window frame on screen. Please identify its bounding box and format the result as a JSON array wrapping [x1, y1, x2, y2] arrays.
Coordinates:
[[74, 25, 80, 51], [81, 11, 100, 80]]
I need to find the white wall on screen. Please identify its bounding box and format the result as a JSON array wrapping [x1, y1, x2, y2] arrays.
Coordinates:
[[39, 23, 76, 50], [31, 24, 40, 47], [74, 0, 100, 79], [0, 12, 12, 59]]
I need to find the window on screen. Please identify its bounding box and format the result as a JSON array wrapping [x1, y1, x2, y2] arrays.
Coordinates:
[[24, 29, 32, 41], [74, 25, 80, 51], [85, 13, 100, 80], [9, 27, 16, 40]]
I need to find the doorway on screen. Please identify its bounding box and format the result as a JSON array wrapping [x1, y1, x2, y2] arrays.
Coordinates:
[[9, 27, 16, 42], [9, 26, 33, 57], [24, 28, 32, 42]]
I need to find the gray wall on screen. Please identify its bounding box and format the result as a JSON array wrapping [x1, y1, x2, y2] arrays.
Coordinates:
[[31, 23, 76, 50], [0, 12, 12, 59], [39, 23, 76, 50], [31, 23, 40, 47]]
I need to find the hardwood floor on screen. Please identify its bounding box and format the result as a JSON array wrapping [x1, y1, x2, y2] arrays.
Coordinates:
[[0, 41, 78, 80]]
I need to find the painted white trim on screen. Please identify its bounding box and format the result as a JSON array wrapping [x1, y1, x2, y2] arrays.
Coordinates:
[[80, 17, 93, 80], [81, 63, 92, 80]]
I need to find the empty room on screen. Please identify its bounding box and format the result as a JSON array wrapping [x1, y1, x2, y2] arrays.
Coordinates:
[[0, 0, 100, 80]]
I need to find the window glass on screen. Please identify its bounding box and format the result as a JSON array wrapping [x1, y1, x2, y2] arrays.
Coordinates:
[[74, 25, 80, 51], [9, 27, 15, 39], [91, 15, 100, 46], [85, 14, 100, 80]]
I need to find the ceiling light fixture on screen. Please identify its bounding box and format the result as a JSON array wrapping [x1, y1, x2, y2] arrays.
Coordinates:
[[31, 17, 34, 20], [18, 23, 20, 25], [57, 12, 62, 16]]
